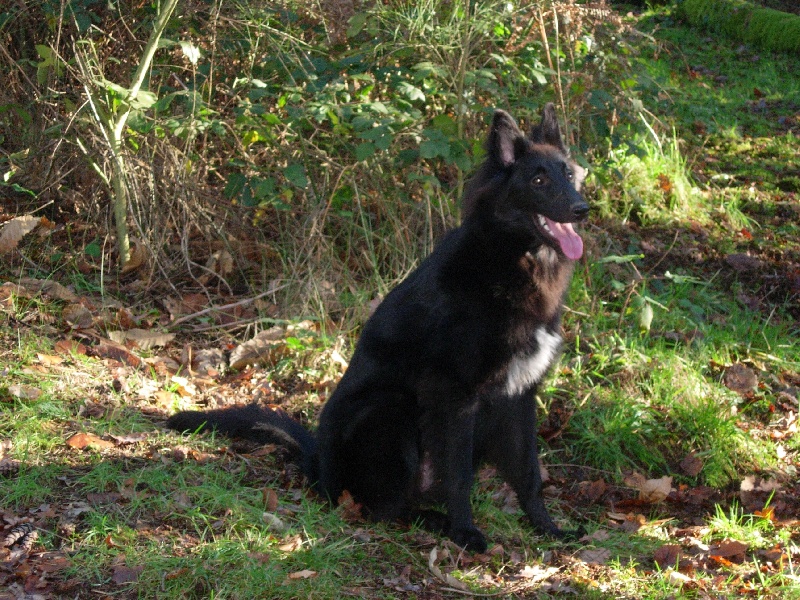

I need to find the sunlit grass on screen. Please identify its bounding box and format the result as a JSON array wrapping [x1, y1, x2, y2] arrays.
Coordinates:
[[706, 502, 775, 548], [593, 130, 707, 226]]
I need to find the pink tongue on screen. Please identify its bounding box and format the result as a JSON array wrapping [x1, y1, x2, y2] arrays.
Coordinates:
[[544, 217, 583, 260]]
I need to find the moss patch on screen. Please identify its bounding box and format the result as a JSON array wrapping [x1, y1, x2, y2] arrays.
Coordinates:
[[677, 0, 800, 54]]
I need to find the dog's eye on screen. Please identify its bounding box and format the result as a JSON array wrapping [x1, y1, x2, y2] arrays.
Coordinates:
[[565, 168, 574, 181], [532, 176, 546, 186]]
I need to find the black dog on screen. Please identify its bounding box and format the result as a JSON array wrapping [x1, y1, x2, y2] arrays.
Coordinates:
[[168, 104, 589, 552]]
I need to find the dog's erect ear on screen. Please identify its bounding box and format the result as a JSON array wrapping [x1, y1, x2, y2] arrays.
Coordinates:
[[488, 110, 526, 167], [529, 103, 567, 154]]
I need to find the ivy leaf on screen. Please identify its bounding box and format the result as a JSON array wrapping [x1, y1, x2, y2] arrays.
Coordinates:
[[639, 301, 654, 332], [224, 172, 247, 200], [284, 163, 308, 188], [419, 128, 450, 160], [396, 81, 425, 102], [430, 114, 457, 136], [358, 125, 394, 150], [355, 142, 376, 162], [365, 102, 388, 114], [179, 41, 201, 65], [84, 240, 102, 258], [251, 176, 276, 201], [128, 90, 158, 110], [347, 12, 368, 38]]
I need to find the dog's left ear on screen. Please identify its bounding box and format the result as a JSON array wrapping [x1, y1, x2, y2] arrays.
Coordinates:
[[529, 103, 568, 154], [488, 110, 527, 167]]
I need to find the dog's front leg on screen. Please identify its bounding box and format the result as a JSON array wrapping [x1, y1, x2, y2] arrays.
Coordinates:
[[481, 392, 565, 538], [442, 410, 487, 552]]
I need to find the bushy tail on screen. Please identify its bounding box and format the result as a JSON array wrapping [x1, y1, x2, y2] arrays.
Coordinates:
[[166, 404, 319, 480]]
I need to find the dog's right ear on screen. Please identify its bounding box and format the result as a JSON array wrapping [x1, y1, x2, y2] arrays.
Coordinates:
[[529, 103, 568, 154], [488, 110, 526, 168]]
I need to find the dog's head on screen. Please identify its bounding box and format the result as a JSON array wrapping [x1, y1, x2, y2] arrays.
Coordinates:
[[464, 104, 589, 260]]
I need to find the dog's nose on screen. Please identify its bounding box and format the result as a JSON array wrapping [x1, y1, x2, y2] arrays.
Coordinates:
[[572, 202, 590, 220]]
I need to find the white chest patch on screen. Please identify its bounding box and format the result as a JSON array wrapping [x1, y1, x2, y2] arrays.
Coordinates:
[[505, 327, 562, 396]]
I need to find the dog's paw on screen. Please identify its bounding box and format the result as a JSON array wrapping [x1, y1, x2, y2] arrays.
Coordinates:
[[449, 526, 487, 553]]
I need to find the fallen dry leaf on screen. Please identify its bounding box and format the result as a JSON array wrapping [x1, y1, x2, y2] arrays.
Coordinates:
[[111, 564, 144, 585], [261, 512, 287, 533], [120, 238, 148, 274], [91, 339, 142, 368], [86, 492, 123, 504], [740, 475, 781, 493], [62, 303, 94, 329], [65, 432, 115, 451], [114, 307, 137, 330], [229, 327, 287, 370], [278, 534, 304, 552], [17, 278, 80, 302], [757, 545, 786, 564], [711, 539, 748, 563], [578, 547, 611, 565], [172, 490, 193, 509], [383, 564, 417, 592], [518, 564, 560, 582], [579, 478, 607, 503], [55, 339, 88, 355], [428, 547, 469, 592], [8, 384, 42, 400], [725, 253, 762, 272], [723, 363, 758, 395], [35, 551, 71, 574], [709, 554, 735, 567], [667, 569, 692, 587], [608, 511, 647, 533], [580, 529, 610, 543], [263, 488, 279, 512], [680, 452, 704, 477], [169, 375, 197, 397], [654, 544, 682, 569], [754, 507, 775, 522], [0, 215, 41, 254], [107, 328, 175, 350], [152, 389, 177, 409], [188, 347, 227, 376], [624, 473, 673, 502], [36, 353, 64, 366], [287, 569, 317, 580], [337, 489, 363, 521], [108, 432, 148, 445], [165, 567, 190, 580]]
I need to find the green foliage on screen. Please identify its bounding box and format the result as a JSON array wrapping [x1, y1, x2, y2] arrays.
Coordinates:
[[225, 0, 524, 210], [0, 0, 658, 318]]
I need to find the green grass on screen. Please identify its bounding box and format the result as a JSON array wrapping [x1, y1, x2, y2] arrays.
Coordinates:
[[551, 5, 800, 497], [706, 502, 776, 548], [558, 236, 796, 483], [593, 131, 706, 225]]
